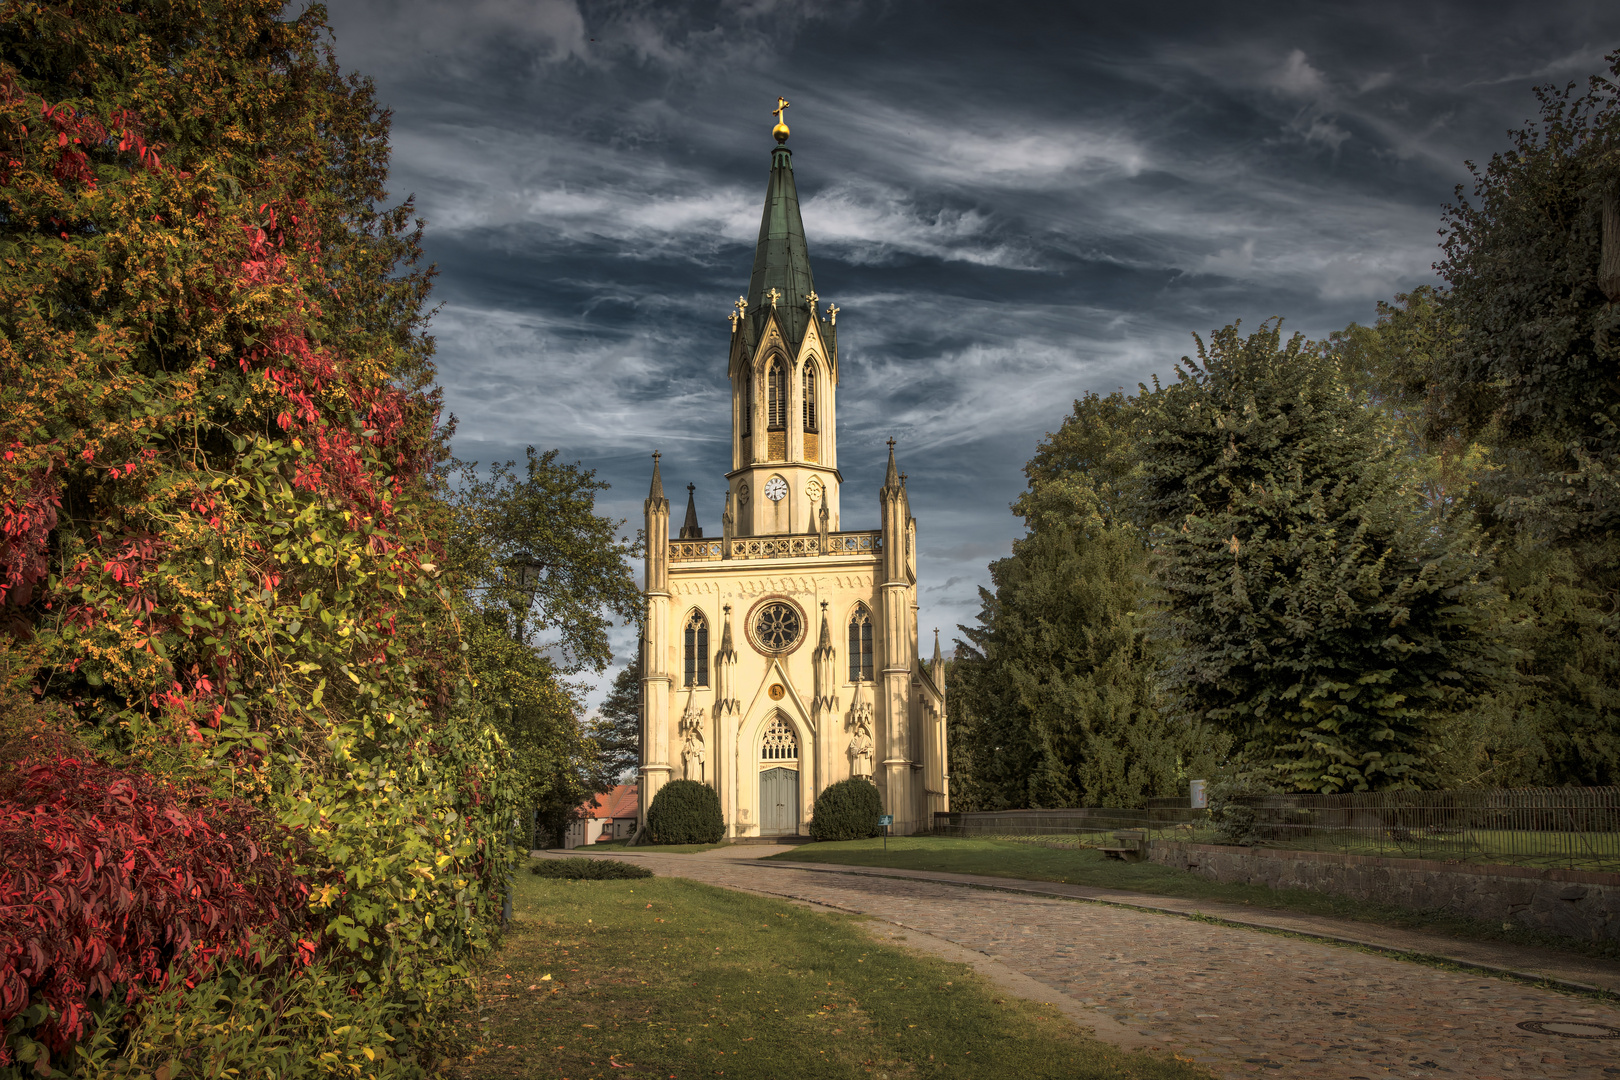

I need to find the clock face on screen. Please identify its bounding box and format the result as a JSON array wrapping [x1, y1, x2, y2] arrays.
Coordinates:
[[764, 476, 789, 502]]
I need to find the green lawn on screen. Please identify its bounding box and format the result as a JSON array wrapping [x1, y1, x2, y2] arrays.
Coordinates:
[[446, 861, 1210, 1080], [766, 836, 1620, 961]]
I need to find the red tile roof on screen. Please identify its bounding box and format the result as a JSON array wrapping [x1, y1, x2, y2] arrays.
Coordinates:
[[582, 784, 638, 820]]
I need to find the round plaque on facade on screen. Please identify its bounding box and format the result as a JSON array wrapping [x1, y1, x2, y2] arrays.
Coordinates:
[[749, 600, 804, 654], [769, 683, 786, 700]]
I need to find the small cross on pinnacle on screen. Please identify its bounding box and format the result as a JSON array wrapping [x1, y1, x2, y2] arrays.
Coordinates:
[[766, 287, 781, 308], [827, 303, 839, 326], [652, 451, 661, 464], [886, 437, 895, 451], [804, 290, 818, 309]]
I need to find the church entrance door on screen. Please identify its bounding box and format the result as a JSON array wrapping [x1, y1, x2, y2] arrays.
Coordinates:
[[760, 767, 799, 836]]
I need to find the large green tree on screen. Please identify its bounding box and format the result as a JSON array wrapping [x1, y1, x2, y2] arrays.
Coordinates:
[[1138, 321, 1506, 792], [438, 448, 639, 838], [1434, 51, 1620, 560], [952, 393, 1221, 809]]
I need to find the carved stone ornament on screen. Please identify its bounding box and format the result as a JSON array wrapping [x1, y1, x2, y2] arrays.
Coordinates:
[[848, 693, 875, 780], [682, 729, 706, 781]]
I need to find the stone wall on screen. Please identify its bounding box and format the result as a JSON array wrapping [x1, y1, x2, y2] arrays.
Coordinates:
[[1148, 841, 1620, 942]]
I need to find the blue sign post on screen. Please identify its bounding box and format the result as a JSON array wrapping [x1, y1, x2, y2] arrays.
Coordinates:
[[879, 814, 893, 851]]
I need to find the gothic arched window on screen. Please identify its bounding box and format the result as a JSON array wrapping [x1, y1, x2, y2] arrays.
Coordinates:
[[684, 609, 709, 687], [848, 605, 873, 682], [803, 364, 818, 433], [761, 714, 799, 761], [740, 367, 752, 437], [766, 359, 786, 430]]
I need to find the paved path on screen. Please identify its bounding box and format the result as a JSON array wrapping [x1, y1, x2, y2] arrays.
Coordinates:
[[550, 846, 1620, 1079]]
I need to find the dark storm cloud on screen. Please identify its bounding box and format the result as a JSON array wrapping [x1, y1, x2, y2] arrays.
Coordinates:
[[316, 0, 1620, 702]]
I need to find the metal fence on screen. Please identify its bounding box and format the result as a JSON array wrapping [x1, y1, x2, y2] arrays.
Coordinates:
[[1220, 787, 1620, 871], [934, 787, 1620, 871]]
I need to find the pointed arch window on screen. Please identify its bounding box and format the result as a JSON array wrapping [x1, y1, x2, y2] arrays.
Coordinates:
[[761, 714, 799, 761], [684, 609, 709, 687], [766, 359, 786, 430], [740, 367, 752, 437], [803, 363, 818, 433], [848, 606, 873, 682]]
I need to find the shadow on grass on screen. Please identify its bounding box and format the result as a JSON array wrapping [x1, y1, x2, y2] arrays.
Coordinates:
[[447, 866, 1211, 1080]]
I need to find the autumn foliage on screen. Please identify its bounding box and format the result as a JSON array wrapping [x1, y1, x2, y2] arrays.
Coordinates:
[[0, 756, 313, 1064], [0, 0, 515, 1073]]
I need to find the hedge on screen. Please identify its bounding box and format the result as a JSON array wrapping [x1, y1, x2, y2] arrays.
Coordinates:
[[809, 778, 884, 841], [530, 858, 652, 880], [645, 780, 724, 845]]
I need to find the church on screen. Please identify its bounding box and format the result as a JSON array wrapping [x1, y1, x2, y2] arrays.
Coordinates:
[[637, 102, 948, 839]]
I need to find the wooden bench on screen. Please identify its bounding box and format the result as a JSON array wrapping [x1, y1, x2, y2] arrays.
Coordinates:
[[1100, 829, 1147, 862]]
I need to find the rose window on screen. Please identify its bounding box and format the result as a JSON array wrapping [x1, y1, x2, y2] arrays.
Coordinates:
[[752, 602, 802, 652]]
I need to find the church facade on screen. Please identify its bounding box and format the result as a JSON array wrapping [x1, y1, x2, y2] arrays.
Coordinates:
[[637, 105, 948, 839]]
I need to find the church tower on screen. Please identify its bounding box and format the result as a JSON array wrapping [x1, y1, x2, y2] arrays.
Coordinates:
[[637, 101, 947, 840]]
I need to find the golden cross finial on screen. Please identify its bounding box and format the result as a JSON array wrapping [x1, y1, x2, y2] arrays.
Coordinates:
[[804, 290, 818, 309], [826, 303, 839, 326], [766, 287, 781, 308], [771, 97, 791, 144]]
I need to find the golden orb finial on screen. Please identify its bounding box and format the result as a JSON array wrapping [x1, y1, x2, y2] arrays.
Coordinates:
[[771, 96, 791, 144]]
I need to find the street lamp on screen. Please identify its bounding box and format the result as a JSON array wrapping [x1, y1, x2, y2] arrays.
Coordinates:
[[503, 551, 544, 643]]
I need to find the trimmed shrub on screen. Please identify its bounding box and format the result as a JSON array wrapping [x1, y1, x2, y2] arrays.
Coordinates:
[[645, 780, 724, 845], [809, 778, 884, 841], [530, 858, 652, 880]]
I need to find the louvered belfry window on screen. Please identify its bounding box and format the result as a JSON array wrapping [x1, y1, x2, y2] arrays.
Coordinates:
[[848, 606, 873, 681], [767, 360, 785, 430], [684, 609, 709, 687], [803, 364, 818, 432], [741, 367, 752, 436]]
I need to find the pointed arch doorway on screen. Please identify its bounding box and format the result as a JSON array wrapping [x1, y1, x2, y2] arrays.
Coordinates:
[[760, 713, 800, 836]]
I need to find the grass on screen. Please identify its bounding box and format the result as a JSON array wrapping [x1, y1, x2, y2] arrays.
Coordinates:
[[445, 861, 1211, 1080], [766, 836, 1620, 963]]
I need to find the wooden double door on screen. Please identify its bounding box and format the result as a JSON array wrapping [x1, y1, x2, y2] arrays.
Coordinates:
[[760, 767, 799, 836]]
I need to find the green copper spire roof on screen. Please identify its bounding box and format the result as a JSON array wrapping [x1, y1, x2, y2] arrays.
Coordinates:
[[746, 145, 819, 350]]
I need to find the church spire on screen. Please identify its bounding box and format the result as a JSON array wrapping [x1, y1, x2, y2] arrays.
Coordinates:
[[648, 451, 665, 502], [883, 437, 900, 492], [746, 109, 818, 351], [680, 483, 703, 539]]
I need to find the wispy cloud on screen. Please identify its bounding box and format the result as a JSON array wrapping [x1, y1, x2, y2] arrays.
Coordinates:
[[319, 0, 1620, 705]]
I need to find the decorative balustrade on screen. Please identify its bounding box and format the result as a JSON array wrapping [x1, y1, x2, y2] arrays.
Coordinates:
[[668, 530, 881, 563]]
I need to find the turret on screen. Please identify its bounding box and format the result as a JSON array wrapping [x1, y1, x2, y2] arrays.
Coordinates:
[[680, 483, 703, 539], [638, 452, 674, 829]]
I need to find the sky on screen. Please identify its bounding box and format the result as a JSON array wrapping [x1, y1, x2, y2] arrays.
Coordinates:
[[316, 0, 1620, 707]]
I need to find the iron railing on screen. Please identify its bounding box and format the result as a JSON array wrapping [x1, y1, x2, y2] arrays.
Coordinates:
[[934, 788, 1620, 871], [1218, 787, 1620, 871]]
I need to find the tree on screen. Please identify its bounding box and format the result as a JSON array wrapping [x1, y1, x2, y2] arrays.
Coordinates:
[[0, 0, 510, 1066], [440, 448, 640, 674], [952, 393, 1222, 810], [590, 657, 642, 785], [1137, 321, 1506, 792], [1434, 50, 1620, 562]]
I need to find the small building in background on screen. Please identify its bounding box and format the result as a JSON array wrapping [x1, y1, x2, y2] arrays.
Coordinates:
[[564, 785, 639, 849]]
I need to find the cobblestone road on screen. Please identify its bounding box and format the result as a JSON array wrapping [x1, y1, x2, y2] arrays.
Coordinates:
[[608, 851, 1620, 1079]]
